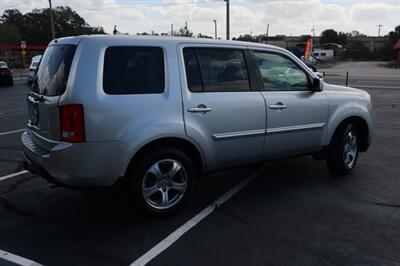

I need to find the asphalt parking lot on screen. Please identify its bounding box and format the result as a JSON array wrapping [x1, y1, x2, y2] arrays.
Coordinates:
[[0, 72, 399, 266]]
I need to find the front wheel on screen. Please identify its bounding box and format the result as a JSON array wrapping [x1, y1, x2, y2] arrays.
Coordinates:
[[326, 123, 359, 176], [127, 148, 195, 216]]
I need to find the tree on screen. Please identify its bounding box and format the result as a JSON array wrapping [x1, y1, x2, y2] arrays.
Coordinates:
[[234, 34, 258, 42], [177, 25, 193, 37], [377, 25, 400, 61], [320, 29, 348, 45], [0, 7, 106, 45], [197, 33, 212, 39], [343, 39, 369, 60], [389, 25, 400, 45], [0, 24, 20, 45], [300, 35, 311, 42], [0, 9, 24, 28]]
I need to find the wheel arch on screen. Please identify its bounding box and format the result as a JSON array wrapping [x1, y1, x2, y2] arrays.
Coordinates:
[[329, 116, 370, 152], [124, 137, 205, 177]]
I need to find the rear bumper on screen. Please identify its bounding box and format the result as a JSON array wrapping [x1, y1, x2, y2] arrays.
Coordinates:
[[21, 130, 134, 187], [22, 150, 62, 186]]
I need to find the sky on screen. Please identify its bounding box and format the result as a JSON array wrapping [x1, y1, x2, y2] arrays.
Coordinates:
[[1, 0, 399, 38]]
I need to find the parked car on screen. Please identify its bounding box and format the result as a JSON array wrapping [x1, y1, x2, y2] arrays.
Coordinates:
[[27, 55, 42, 85], [313, 49, 334, 62], [22, 36, 375, 215], [0, 61, 13, 86]]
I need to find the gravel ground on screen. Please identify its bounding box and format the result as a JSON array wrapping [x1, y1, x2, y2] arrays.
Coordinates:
[[321, 61, 400, 77]]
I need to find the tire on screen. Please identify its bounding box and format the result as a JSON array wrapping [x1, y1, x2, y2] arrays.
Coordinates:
[[8, 78, 13, 86], [126, 148, 195, 216], [326, 123, 359, 176]]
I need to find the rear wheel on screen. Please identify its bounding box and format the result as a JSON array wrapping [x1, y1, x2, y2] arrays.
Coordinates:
[[127, 148, 195, 216], [326, 123, 359, 176]]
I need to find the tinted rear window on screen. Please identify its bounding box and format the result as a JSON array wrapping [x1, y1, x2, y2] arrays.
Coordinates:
[[103, 46, 165, 94], [33, 44, 76, 96]]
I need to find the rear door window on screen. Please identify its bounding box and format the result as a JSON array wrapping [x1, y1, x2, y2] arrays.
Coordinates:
[[103, 46, 165, 94], [33, 44, 77, 96], [183, 48, 250, 92]]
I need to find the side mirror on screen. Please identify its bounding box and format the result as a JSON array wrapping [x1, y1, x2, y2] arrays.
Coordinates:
[[312, 77, 323, 92], [314, 72, 324, 79]]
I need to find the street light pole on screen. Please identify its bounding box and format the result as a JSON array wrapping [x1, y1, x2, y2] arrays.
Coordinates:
[[48, 0, 56, 39], [224, 0, 230, 40], [213, 19, 217, 39]]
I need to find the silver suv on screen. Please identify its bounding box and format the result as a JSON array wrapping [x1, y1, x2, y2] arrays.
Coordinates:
[[22, 36, 375, 215]]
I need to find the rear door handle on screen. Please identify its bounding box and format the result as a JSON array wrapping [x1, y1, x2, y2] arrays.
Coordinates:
[[188, 104, 213, 113], [268, 102, 287, 110]]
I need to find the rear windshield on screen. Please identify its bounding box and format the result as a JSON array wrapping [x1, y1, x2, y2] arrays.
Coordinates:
[[32, 44, 76, 96]]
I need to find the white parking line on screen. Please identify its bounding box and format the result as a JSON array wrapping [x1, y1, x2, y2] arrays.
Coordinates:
[[0, 249, 43, 266], [0, 170, 28, 182], [130, 164, 268, 266], [0, 129, 25, 136]]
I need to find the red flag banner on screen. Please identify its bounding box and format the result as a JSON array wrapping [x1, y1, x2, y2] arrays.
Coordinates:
[[304, 37, 313, 61]]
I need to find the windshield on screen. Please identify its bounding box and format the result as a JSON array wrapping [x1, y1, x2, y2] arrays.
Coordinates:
[[0, 62, 7, 68], [32, 62, 39, 67], [32, 44, 76, 96]]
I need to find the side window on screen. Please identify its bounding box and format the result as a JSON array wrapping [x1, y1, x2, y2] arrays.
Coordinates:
[[103, 46, 165, 94], [183, 48, 250, 92], [254, 52, 310, 91]]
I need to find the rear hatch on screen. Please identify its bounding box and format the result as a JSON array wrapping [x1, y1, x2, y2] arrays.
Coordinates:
[[27, 43, 77, 151]]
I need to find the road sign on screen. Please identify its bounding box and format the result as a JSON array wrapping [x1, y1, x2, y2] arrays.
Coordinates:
[[21, 41, 26, 49]]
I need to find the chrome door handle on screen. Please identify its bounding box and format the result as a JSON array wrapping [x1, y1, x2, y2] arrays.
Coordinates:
[[268, 102, 287, 110], [188, 105, 213, 113]]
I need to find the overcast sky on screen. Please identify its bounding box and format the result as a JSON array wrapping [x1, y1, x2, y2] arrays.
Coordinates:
[[1, 0, 399, 37]]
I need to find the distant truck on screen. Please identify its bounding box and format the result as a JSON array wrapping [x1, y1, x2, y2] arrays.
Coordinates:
[[313, 49, 334, 62]]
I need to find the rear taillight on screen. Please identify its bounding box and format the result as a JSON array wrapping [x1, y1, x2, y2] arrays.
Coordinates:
[[60, 104, 85, 143], [0, 69, 10, 75]]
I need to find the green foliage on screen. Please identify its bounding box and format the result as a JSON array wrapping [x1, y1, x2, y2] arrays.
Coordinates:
[[177, 25, 193, 37], [342, 39, 369, 60], [0, 23, 20, 44], [389, 25, 400, 46], [320, 29, 348, 45], [197, 33, 212, 39], [300, 35, 311, 42], [234, 34, 258, 43], [0, 6, 105, 45]]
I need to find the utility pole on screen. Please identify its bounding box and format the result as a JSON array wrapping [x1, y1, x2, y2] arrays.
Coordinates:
[[311, 25, 315, 37], [377, 24, 383, 37], [48, 0, 55, 40], [224, 0, 230, 40], [213, 19, 217, 39], [171, 24, 174, 36]]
